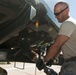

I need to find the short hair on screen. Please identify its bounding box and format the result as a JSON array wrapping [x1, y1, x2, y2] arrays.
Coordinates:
[[55, 1, 69, 8]]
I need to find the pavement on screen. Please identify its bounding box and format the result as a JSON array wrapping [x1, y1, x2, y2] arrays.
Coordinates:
[[0, 62, 61, 75]]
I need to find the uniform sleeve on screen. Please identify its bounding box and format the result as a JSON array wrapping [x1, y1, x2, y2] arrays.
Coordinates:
[[58, 21, 76, 37]]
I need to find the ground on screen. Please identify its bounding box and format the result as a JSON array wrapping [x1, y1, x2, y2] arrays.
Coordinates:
[[0, 62, 61, 75]]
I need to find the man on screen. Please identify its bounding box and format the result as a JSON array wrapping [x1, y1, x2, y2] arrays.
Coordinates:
[[36, 1, 76, 75]]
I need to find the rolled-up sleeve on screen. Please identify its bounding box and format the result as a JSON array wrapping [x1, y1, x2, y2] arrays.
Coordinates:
[[58, 21, 76, 37]]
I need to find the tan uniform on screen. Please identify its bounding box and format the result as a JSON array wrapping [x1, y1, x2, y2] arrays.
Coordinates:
[[58, 16, 76, 59]]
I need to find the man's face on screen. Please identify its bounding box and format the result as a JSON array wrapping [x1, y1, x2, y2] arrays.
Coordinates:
[[54, 5, 68, 23]]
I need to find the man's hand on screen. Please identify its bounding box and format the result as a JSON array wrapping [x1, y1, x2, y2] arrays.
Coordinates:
[[46, 59, 54, 66], [36, 59, 44, 70]]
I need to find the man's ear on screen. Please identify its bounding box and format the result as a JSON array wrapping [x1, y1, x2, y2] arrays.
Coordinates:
[[65, 9, 69, 14]]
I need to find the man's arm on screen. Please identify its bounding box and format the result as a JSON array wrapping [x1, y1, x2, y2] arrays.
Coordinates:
[[53, 48, 62, 60], [44, 35, 69, 62]]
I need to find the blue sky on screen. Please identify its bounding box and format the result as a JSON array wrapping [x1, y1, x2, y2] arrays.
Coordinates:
[[65, 0, 76, 19], [40, 0, 76, 27]]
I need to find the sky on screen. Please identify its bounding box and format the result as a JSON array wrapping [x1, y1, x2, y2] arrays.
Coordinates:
[[40, 0, 76, 27], [65, 0, 76, 19]]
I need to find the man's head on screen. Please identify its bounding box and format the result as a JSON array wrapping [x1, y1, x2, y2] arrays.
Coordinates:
[[54, 2, 70, 23]]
